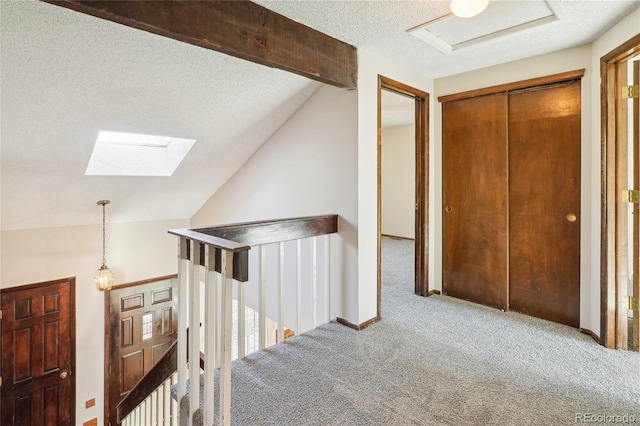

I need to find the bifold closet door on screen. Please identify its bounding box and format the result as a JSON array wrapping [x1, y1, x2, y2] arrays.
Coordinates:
[[442, 92, 508, 309], [508, 81, 581, 328]]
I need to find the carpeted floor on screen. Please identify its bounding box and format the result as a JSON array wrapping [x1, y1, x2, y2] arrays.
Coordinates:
[[186, 236, 640, 425]]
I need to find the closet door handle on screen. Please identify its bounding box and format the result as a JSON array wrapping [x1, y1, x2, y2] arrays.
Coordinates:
[[566, 213, 577, 223], [445, 206, 453, 213]]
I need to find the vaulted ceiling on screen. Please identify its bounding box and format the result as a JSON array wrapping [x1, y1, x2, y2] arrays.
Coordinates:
[[2, 0, 638, 231]]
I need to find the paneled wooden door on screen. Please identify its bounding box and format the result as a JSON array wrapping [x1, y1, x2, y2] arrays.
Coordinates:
[[1, 278, 75, 426], [105, 276, 177, 426], [508, 81, 581, 328], [442, 92, 509, 309]]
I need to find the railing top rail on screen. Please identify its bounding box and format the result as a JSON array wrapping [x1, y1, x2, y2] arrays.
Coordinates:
[[168, 227, 251, 252], [194, 214, 338, 246]]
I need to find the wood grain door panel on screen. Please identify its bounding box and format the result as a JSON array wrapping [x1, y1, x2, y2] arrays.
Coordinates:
[[443, 92, 509, 309], [508, 81, 581, 327], [1, 278, 75, 426], [106, 276, 177, 426]]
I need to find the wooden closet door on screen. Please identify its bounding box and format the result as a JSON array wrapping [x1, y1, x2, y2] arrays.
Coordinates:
[[443, 93, 508, 309], [508, 81, 581, 327]]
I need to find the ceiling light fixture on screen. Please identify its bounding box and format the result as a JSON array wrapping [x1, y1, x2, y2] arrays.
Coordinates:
[[450, 0, 490, 18], [95, 200, 115, 291]]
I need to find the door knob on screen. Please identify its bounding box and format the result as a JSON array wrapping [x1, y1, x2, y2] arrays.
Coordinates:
[[566, 213, 577, 223], [60, 371, 68, 380], [445, 206, 453, 213]]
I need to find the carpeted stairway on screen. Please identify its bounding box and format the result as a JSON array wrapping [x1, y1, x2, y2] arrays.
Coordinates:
[[179, 236, 640, 425]]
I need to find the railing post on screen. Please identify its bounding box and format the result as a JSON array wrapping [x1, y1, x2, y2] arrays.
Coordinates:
[[177, 237, 189, 425], [219, 249, 234, 426], [188, 242, 202, 422]]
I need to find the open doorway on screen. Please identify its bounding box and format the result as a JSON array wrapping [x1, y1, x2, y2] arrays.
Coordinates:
[[601, 34, 640, 350], [377, 76, 429, 318]]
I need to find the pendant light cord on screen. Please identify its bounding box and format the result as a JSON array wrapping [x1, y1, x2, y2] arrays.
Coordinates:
[[102, 202, 107, 267]]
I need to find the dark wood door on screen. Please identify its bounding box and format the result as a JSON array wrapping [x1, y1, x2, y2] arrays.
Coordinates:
[[508, 81, 581, 327], [1, 278, 75, 426], [442, 92, 509, 309], [106, 276, 177, 426]]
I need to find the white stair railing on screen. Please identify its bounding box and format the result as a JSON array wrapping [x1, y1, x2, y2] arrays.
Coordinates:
[[120, 372, 178, 426], [119, 215, 338, 426]]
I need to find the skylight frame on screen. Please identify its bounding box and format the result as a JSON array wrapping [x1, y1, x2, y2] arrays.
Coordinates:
[[85, 130, 196, 177]]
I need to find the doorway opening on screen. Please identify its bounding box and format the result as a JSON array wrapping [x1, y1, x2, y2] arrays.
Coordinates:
[[377, 76, 430, 318], [601, 34, 640, 350]]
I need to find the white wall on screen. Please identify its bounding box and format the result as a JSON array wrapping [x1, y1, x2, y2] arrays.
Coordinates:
[[193, 84, 359, 323], [358, 49, 435, 324], [1, 218, 188, 426], [381, 124, 415, 239]]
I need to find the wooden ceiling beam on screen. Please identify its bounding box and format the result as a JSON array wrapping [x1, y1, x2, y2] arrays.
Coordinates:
[[42, 0, 358, 89]]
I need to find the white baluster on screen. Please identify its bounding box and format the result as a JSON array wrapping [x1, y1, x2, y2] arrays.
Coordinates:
[[188, 243, 201, 422], [238, 279, 246, 359], [279, 242, 285, 343], [259, 245, 267, 350], [171, 372, 178, 426], [150, 389, 157, 425], [312, 236, 318, 328], [204, 246, 216, 426], [325, 234, 331, 322], [219, 249, 234, 426], [177, 238, 189, 420], [296, 239, 302, 334], [163, 379, 171, 425]]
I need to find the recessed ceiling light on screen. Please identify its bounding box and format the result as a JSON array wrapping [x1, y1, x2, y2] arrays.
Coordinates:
[[408, 0, 567, 55], [85, 131, 196, 176]]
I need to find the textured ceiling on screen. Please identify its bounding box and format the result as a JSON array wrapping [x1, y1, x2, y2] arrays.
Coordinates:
[[254, 0, 640, 78], [1, 1, 319, 230], [2, 0, 639, 231]]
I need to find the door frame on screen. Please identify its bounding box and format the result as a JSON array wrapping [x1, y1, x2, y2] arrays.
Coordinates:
[[1, 277, 76, 425], [600, 34, 640, 349], [377, 75, 430, 318]]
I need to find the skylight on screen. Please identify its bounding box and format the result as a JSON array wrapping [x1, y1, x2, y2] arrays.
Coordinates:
[[85, 131, 196, 176]]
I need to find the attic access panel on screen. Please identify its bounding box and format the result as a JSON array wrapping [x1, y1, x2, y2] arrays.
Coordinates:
[[408, 0, 567, 55]]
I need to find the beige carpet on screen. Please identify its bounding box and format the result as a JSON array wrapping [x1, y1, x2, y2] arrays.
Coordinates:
[[182, 236, 640, 425]]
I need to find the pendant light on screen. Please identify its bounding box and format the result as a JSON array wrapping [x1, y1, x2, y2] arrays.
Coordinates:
[[451, 0, 490, 18], [94, 200, 115, 291]]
